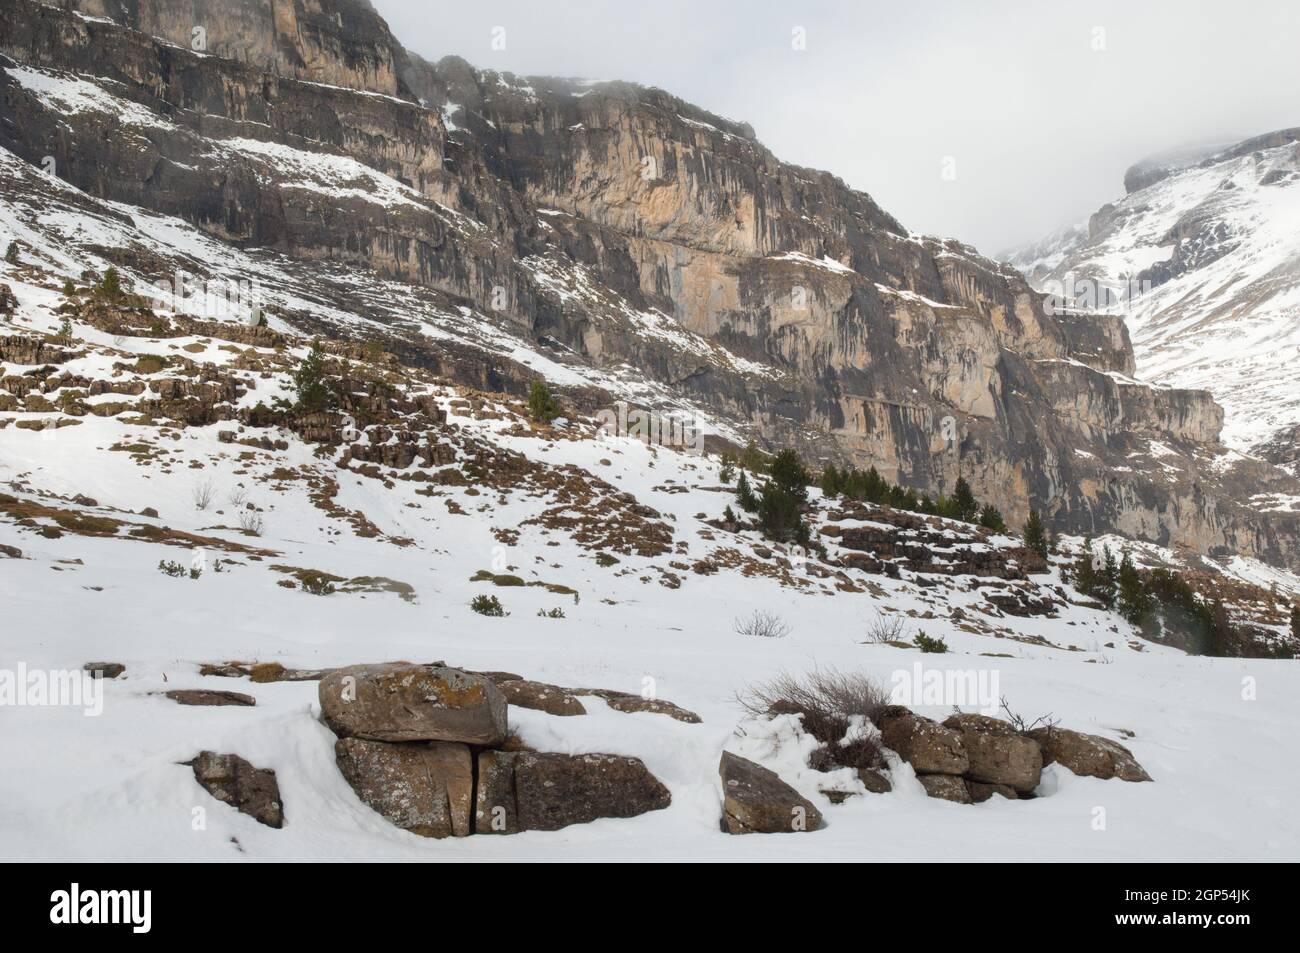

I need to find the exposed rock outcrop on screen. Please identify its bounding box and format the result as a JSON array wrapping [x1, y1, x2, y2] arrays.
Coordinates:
[[719, 751, 823, 834], [334, 737, 473, 838], [318, 663, 508, 746], [1029, 727, 1152, 782], [187, 751, 283, 828]]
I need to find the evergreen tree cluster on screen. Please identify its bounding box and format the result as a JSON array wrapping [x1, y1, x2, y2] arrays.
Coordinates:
[[819, 463, 1009, 533], [1071, 540, 1245, 657], [732, 448, 811, 545]]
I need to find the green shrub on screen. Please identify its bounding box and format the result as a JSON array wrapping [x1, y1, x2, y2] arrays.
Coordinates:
[[914, 632, 949, 654], [471, 594, 506, 617], [537, 607, 565, 619], [300, 571, 336, 596], [158, 559, 186, 578]]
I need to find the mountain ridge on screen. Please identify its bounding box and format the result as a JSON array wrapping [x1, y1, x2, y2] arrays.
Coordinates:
[[3, 0, 1299, 570]]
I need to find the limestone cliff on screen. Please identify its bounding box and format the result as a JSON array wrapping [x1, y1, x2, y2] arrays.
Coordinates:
[[2, 0, 1297, 568]]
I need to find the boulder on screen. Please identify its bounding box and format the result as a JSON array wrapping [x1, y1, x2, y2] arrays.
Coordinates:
[[496, 679, 586, 717], [334, 738, 473, 838], [187, 751, 283, 828], [942, 713, 1043, 793], [84, 661, 125, 679], [512, 752, 671, 832], [968, 781, 1018, 802], [474, 749, 519, 834], [319, 663, 507, 745], [858, 767, 892, 794], [1029, 727, 1151, 782], [577, 688, 701, 723], [719, 751, 823, 834], [164, 689, 255, 706], [877, 706, 969, 775], [917, 774, 972, 803]]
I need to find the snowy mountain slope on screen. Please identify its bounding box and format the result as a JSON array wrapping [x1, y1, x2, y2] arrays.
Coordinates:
[[8, 0, 1300, 574], [1006, 131, 1300, 455], [4, 238, 1300, 860]]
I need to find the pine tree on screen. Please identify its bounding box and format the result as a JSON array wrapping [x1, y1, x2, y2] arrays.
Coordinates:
[[739, 439, 767, 474], [61, 278, 76, 297], [97, 266, 123, 302], [1117, 552, 1153, 627], [526, 379, 560, 422], [735, 470, 758, 512], [5, 241, 19, 264], [1072, 538, 1101, 598], [1291, 604, 1300, 642], [952, 477, 979, 523], [768, 449, 810, 505], [718, 453, 736, 485], [757, 479, 808, 545], [293, 340, 332, 413], [722, 504, 737, 524], [978, 503, 1006, 532], [1023, 510, 1049, 559], [820, 463, 841, 498]]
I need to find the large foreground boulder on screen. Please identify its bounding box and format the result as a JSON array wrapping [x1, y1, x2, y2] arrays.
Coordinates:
[[1029, 727, 1151, 782], [719, 751, 823, 834], [943, 713, 1043, 793], [877, 707, 969, 775], [319, 663, 507, 745], [334, 738, 473, 838], [187, 751, 283, 828], [474, 750, 671, 833]]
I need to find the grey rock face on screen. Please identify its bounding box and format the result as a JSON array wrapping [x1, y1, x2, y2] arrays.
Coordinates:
[[5, 0, 1299, 569]]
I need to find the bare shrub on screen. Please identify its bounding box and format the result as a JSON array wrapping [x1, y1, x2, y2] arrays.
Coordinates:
[[734, 609, 792, 639], [228, 486, 249, 508], [863, 612, 908, 645], [237, 509, 264, 537], [192, 479, 216, 511], [739, 666, 891, 769], [999, 695, 1059, 735]]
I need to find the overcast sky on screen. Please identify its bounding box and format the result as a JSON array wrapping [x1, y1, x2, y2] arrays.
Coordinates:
[[373, 0, 1300, 256]]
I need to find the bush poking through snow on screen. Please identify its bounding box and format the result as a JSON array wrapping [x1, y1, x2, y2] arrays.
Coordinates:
[[734, 609, 791, 639], [299, 571, 335, 596], [158, 559, 186, 578], [537, 607, 565, 619], [236, 509, 264, 536], [863, 612, 908, 645], [471, 594, 506, 617], [914, 632, 949, 653], [739, 667, 890, 769], [192, 479, 216, 511]]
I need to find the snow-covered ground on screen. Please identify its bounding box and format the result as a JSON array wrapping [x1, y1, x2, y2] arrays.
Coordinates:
[[2, 270, 1299, 862]]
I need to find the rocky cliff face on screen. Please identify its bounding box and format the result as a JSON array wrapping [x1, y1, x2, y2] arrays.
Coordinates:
[[3, 0, 1298, 568]]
